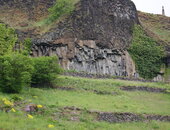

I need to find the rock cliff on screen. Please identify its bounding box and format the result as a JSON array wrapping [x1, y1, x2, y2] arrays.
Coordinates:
[[31, 0, 139, 77], [0, 0, 139, 77]]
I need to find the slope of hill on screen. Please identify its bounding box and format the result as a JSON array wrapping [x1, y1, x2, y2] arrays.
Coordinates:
[[138, 11, 170, 61], [138, 11, 170, 47], [0, 75, 170, 129]]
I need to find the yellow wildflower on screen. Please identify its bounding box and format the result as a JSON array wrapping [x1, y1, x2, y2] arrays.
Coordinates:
[[11, 108, 16, 112], [33, 96, 38, 98], [3, 99, 13, 106], [27, 114, 33, 119], [28, 100, 32, 102], [37, 105, 43, 108], [2, 98, 7, 101], [48, 124, 55, 128]]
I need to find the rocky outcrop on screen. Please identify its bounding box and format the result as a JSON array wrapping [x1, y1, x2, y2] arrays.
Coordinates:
[[36, 0, 139, 49], [32, 0, 139, 77], [32, 39, 137, 77]]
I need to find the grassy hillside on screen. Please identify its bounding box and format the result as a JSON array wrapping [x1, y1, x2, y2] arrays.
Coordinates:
[[138, 11, 170, 48], [0, 75, 170, 129]]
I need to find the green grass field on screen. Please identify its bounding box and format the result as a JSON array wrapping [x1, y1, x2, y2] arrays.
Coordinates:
[[0, 75, 170, 129]]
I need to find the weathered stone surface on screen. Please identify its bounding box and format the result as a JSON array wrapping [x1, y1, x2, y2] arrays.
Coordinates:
[[36, 0, 139, 49], [32, 39, 137, 77], [31, 0, 139, 77], [0, 0, 139, 77]]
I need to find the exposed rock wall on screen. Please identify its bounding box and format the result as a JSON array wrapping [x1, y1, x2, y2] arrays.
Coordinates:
[[32, 39, 137, 77], [31, 0, 139, 77], [38, 0, 139, 49]]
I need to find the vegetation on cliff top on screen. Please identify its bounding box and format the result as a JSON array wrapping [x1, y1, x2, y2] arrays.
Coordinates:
[[37, 0, 79, 25], [47, 0, 79, 24]]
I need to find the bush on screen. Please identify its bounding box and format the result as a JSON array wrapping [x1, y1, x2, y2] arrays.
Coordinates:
[[128, 25, 165, 79], [31, 56, 62, 87], [20, 38, 32, 56], [0, 24, 17, 56], [0, 53, 34, 93], [47, 0, 77, 24]]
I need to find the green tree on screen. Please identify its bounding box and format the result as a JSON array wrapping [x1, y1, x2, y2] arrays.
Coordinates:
[[0, 53, 34, 93], [0, 24, 17, 55], [31, 56, 62, 87]]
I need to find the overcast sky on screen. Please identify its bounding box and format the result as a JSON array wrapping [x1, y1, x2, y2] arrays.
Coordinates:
[[131, 0, 170, 17]]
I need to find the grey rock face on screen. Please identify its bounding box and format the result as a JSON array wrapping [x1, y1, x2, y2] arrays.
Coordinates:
[[37, 0, 139, 49], [31, 0, 139, 77], [32, 39, 137, 77]]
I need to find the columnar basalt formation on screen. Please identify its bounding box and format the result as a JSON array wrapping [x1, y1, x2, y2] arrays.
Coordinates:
[[32, 0, 139, 77], [32, 39, 137, 77]]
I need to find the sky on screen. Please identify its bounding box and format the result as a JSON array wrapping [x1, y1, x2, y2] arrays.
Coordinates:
[[131, 0, 170, 17]]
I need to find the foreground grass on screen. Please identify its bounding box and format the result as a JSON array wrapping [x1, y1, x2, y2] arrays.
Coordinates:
[[0, 75, 170, 129], [0, 112, 170, 130]]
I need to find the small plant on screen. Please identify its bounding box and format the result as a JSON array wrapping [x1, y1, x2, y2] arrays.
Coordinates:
[[0, 98, 14, 112], [11, 95, 23, 102], [20, 38, 32, 56], [46, 0, 78, 24]]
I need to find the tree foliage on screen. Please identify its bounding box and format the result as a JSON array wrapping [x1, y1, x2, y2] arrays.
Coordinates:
[[128, 25, 165, 79], [31, 56, 62, 87], [0, 24, 17, 55], [0, 23, 62, 93], [0, 53, 34, 93]]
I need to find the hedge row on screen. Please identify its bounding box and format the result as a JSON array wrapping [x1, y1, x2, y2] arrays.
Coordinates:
[[0, 53, 61, 93]]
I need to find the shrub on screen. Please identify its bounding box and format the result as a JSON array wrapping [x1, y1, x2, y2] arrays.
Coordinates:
[[0, 24, 17, 55], [31, 56, 62, 87], [47, 0, 77, 24], [0, 53, 34, 93], [20, 38, 32, 56], [128, 25, 165, 79]]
